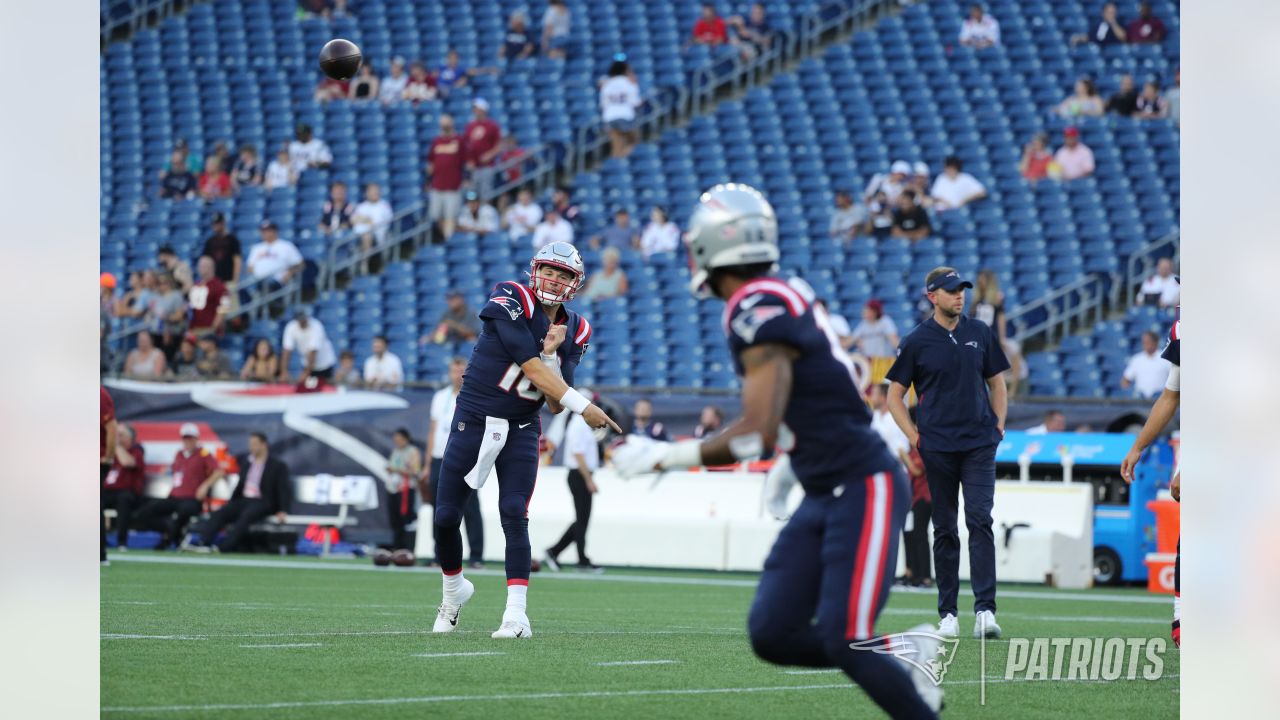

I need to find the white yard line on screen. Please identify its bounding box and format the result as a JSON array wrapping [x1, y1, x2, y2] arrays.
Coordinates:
[[239, 643, 324, 649], [595, 660, 680, 667], [101, 633, 207, 641], [413, 652, 507, 658]]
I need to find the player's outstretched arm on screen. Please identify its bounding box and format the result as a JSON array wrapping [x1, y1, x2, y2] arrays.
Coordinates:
[[699, 343, 798, 467], [519, 357, 621, 433], [1120, 385, 1180, 483]]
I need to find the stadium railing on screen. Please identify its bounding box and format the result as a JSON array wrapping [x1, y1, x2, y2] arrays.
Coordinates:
[[1118, 229, 1181, 308], [1006, 275, 1111, 351], [101, 0, 195, 48]]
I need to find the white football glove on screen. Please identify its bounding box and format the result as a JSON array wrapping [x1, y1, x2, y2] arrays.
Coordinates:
[[764, 453, 799, 520], [610, 436, 702, 479]]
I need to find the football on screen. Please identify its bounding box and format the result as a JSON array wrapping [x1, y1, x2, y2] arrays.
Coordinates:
[[318, 38, 362, 80], [371, 548, 392, 567], [391, 549, 415, 567]]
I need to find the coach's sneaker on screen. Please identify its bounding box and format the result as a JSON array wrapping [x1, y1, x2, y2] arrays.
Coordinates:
[[432, 578, 475, 633], [897, 624, 945, 714], [937, 613, 959, 638], [491, 612, 533, 639], [973, 610, 1002, 639], [542, 551, 561, 572]]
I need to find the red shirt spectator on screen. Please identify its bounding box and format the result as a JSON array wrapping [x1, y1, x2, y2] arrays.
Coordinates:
[[464, 98, 502, 168], [198, 157, 232, 199], [171, 443, 219, 500], [1125, 2, 1166, 43], [428, 118, 467, 191], [100, 387, 115, 459], [105, 440, 146, 494], [189, 256, 229, 333], [692, 5, 728, 45], [498, 137, 527, 183]]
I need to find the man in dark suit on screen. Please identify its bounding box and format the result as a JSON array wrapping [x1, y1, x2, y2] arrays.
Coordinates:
[[183, 432, 291, 553]]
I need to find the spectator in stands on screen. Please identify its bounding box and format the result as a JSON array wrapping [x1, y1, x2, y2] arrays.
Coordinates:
[[1054, 127, 1096, 180], [288, 123, 333, 172], [456, 190, 500, 236], [100, 272, 118, 325], [348, 62, 378, 101], [693, 405, 724, 438], [863, 160, 910, 204], [1122, 330, 1172, 399], [971, 269, 1022, 396], [1165, 68, 1180, 126], [909, 162, 932, 204], [1026, 410, 1066, 435], [201, 213, 242, 287], [188, 257, 229, 336], [691, 3, 728, 47], [867, 189, 895, 239], [1106, 74, 1139, 116], [133, 423, 224, 549], [815, 299, 854, 349], [206, 141, 232, 175], [541, 0, 572, 59], [186, 431, 290, 553], [264, 146, 297, 191], [850, 299, 899, 359], [958, 4, 1000, 48], [333, 350, 362, 389], [1074, 2, 1127, 45], [497, 134, 527, 185], [279, 307, 338, 386], [891, 189, 932, 241], [197, 157, 231, 200], [629, 399, 670, 440], [1126, 2, 1166, 43], [464, 98, 503, 195], [532, 207, 575, 251], [147, 272, 188, 349], [230, 145, 262, 192], [171, 335, 201, 381], [1137, 257, 1180, 307], [601, 56, 642, 158], [427, 114, 466, 241], [429, 290, 481, 345], [163, 138, 202, 174], [313, 72, 349, 103], [114, 269, 156, 320], [319, 181, 355, 237], [157, 245, 193, 292], [869, 382, 911, 474], [500, 10, 537, 62], [379, 57, 408, 105], [383, 428, 422, 551], [436, 49, 482, 96], [829, 190, 868, 244], [930, 156, 988, 211], [503, 188, 543, 245], [1056, 78, 1104, 118], [638, 206, 680, 260], [124, 330, 167, 380], [729, 3, 772, 60], [363, 335, 405, 391], [352, 183, 394, 257], [581, 247, 629, 301], [195, 336, 233, 380], [550, 186, 582, 228], [1019, 133, 1053, 182], [590, 208, 640, 251], [1135, 81, 1170, 120], [246, 221, 304, 287], [159, 150, 197, 199], [403, 60, 439, 103], [103, 422, 145, 550], [240, 338, 279, 382]]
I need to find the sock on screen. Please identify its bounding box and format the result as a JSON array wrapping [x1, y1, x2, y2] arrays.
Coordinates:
[[504, 583, 528, 621], [1172, 594, 1180, 622], [443, 570, 465, 602]]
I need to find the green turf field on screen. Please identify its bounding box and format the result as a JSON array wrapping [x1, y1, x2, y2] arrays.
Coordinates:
[[101, 554, 1178, 718]]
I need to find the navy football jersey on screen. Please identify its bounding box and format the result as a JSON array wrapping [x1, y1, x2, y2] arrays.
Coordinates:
[[1161, 308, 1179, 367], [455, 280, 592, 420], [724, 276, 896, 493]]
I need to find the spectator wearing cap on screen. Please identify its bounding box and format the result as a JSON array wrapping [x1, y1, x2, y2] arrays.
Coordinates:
[[1019, 133, 1053, 182], [280, 308, 338, 386], [465, 98, 503, 195], [103, 422, 146, 550], [590, 207, 639, 251], [246, 220, 304, 287], [319, 181, 356, 236], [863, 160, 911, 204], [499, 10, 537, 62], [891, 189, 932, 241], [930, 156, 988, 212], [456, 190, 500, 236], [428, 114, 466, 241], [159, 149, 198, 199], [908, 162, 932, 204], [100, 272, 118, 324], [693, 405, 725, 439], [363, 335, 405, 391], [502, 188, 543, 245], [531, 207, 574, 251], [629, 399, 670, 441], [1122, 330, 1172, 400], [1126, 2, 1166, 43], [428, 291, 481, 345], [132, 423, 224, 549], [550, 186, 582, 228], [264, 145, 297, 191], [124, 330, 168, 380], [379, 57, 408, 105], [690, 3, 728, 47], [829, 190, 868, 244], [1054, 127, 1095, 180], [601, 56, 642, 158], [886, 267, 1010, 638], [184, 432, 291, 553], [544, 388, 603, 572], [156, 246, 193, 293], [958, 4, 1001, 48], [580, 247, 629, 301], [1134, 81, 1170, 120], [188, 256, 229, 337], [288, 123, 333, 172], [638, 206, 680, 260], [850, 299, 900, 358], [201, 213, 242, 286], [541, 0, 572, 59], [1137, 257, 1180, 307]]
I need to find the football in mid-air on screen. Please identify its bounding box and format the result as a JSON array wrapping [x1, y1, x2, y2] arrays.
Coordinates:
[[391, 549, 415, 567], [319, 38, 362, 80]]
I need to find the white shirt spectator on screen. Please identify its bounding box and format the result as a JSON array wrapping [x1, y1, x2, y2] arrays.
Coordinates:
[[353, 198, 393, 242], [363, 351, 405, 390], [862, 172, 907, 203], [282, 318, 337, 372], [1054, 143, 1095, 180], [543, 5, 571, 40], [1123, 349, 1171, 400], [264, 158, 292, 190], [379, 71, 408, 104], [640, 221, 680, 258], [288, 137, 333, 173], [429, 385, 459, 459], [1026, 423, 1049, 435], [504, 200, 543, 242], [1138, 274, 1180, 307], [246, 239, 304, 283], [563, 413, 600, 472], [600, 75, 642, 123], [871, 408, 910, 459], [531, 216, 574, 250], [930, 172, 987, 211], [959, 14, 1001, 46], [458, 203, 501, 233]]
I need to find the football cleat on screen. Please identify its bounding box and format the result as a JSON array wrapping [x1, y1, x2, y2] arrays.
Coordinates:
[[542, 551, 561, 572], [432, 578, 475, 633], [897, 624, 945, 713], [491, 614, 533, 639], [937, 614, 959, 638], [973, 610, 1002, 639]]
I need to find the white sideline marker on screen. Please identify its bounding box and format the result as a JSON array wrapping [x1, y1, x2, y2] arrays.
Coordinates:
[[413, 652, 507, 658], [240, 643, 324, 649], [596, 660, 680, 667]]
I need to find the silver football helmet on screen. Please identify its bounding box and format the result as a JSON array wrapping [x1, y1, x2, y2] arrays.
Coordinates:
[[683, 183, 779, 297], [528, 241, 586, 304]]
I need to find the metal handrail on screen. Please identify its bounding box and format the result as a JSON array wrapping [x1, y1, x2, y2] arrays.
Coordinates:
[[101, 0, 191, 48], [1005, 274, 1110, 348], [1118, 229, 1180, 307]]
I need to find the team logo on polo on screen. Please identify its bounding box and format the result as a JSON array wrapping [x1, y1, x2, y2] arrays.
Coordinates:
[[849, 631, 959, 686]]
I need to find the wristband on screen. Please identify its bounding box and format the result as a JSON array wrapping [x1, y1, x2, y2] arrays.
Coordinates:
[[661, 439, 703, 470], [560, 388, 590, 414], [540, 352, 562, 378]]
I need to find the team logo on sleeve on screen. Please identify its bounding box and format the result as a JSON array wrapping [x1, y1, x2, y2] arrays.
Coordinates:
[[491, 295, 523, 321], [731, 303, 786, 343]]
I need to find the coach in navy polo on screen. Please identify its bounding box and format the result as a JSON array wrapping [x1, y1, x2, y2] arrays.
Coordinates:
[[885, 266, 1009, 641]]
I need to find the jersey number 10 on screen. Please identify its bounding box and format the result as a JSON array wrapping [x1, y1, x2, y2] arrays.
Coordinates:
[[497, 363, 544, 402]]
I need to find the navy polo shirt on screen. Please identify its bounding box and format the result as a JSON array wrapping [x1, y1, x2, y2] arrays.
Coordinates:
[[885, 315, 1010, 452]]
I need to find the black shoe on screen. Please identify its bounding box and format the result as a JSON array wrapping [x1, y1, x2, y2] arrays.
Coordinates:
[[467, 560, 485, 570], [575, 561, 603, 574]]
